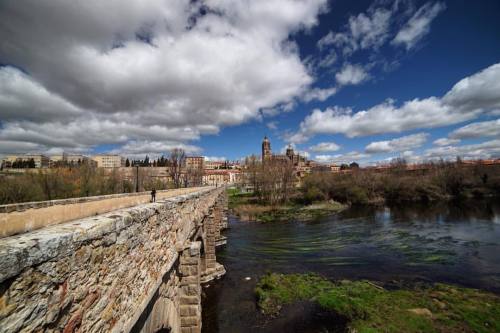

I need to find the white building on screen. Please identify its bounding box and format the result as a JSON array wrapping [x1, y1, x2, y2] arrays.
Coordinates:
[[92, 155, 125, 168]]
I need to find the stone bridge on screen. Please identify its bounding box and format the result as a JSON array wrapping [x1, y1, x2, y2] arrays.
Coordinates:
[[0, 187, 228, 333]]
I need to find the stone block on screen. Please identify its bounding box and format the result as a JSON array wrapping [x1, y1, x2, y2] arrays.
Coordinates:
[[179, 305, 199, 318], [180, 296, 199, 305], [0, 188, 227, 333], [180, 316, 199, 326]]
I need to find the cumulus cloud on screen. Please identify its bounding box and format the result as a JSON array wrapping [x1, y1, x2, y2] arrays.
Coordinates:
[[335, 64, 369, 86], [110, 140, 201, 160], [0, 0, 327, 155], [433, 138, 461, 146], [309, 142, 341, 152], [315, 151, 370, 164], [392, 2, 445, 50], [449, 119, 500, 139], [443, 64, 500, 112], [425, 139, 500, 160], [365, 133, 428, 154], [291, 62, 500, 141]]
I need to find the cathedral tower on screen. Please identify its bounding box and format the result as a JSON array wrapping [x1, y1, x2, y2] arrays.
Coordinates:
[[262, 136, 272, 161]]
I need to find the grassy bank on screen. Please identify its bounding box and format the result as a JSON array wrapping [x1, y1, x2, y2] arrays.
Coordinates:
[[228, 189, 346, 222], [256, 273, 500, 333]]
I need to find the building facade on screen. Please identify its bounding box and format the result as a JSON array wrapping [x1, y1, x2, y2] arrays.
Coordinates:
[[202, 170, 241, 186], [50, 153, 96, 167], [2, 154, 50, 168], [185, 156, 205, 170], [92, 155, 125, 168]]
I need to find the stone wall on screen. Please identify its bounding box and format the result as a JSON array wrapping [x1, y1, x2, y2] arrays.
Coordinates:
[[0, 187, 206, 238], [0, 187, 227, 333]]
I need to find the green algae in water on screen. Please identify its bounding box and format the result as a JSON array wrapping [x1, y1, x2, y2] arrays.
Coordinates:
[[256, 273, 500, 333], [376, 229, 458, 266]]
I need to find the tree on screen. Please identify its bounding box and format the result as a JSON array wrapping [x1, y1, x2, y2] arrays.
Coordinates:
[[340, 163, 349, 170], [258, 158, 295, 205], [168, 148, 186, 188], [349, 162, 359, 169], [28, 158, 36, 168], [125, 158, 130, 167], [244, 155, 260, 191]]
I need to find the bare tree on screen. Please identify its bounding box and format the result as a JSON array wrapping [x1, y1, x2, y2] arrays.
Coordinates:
[[244, 154, 260, 191], [168, 148, 186, 188], [186, 167, 203, 187], [257, 158, 296, 206]]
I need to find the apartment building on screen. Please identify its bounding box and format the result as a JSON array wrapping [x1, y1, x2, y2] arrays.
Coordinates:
[[92, 155, 125, 168], [2, 154, 50, 168]]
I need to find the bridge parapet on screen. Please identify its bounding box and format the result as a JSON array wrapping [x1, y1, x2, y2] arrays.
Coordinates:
[[0, 187, 207, 238], [0, 187, 227, 333]]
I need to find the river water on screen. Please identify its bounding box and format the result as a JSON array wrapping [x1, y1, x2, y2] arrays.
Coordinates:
[[202, 199, 500, 333]]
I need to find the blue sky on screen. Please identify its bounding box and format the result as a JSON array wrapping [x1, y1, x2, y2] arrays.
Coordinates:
[[1, 0, 499, 164], [199, 0, 500, 163]]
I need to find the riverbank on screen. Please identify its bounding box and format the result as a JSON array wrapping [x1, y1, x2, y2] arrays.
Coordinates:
[[256, 273, 500, 333], [300, 163, 500, 206], [228, 189, 347, 222]]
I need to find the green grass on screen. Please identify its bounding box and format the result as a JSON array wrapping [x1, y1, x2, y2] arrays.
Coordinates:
[[255, 273, 500, 333]]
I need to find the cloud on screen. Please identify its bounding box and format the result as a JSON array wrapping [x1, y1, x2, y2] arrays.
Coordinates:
[[315, 151, 370, 164], [266, 121, 278, 130], [392, 2, 446, 50], [317, 4, 393, 54], [0, 67, 83, 122], [109, 140, 201, 159], [301, 86, 337, 102], [424, 139, 500, 160], [443, 64, 500, 112], [309, 142, 340, 152], [433, 138, 461, 146], [292, 62, 500, 141], [0, 0, 327, 154], [204, 156, 227, 162], [365, 133, 428, 154], [449, 119, 500, 139], [317, 51, 337, 68], [314, 1, 444, 89], [335, 64, 369, 86]]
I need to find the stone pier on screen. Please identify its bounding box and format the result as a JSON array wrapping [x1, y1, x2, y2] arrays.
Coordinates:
[[0, 187, 228, 333]]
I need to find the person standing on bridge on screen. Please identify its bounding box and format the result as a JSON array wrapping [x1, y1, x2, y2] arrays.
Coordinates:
[[151, 188, 156, 202]]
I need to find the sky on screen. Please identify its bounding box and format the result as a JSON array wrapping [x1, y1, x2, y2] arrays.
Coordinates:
[[0, 0, 499, 164]]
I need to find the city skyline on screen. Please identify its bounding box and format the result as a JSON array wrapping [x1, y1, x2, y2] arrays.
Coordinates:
[[1, 0, 500, 165]]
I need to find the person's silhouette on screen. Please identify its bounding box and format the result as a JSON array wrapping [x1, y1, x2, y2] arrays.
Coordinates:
[[151, 188, 156, 202]]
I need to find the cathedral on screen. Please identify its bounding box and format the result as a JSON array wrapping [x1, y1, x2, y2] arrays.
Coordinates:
[[261, 136, 305, 166]]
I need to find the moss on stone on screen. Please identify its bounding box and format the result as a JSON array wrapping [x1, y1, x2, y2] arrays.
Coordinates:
[[255, 273, 500, 333]]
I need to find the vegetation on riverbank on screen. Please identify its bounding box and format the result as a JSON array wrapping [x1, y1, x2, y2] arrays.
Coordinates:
[[228, 188, 346, 222], [301, 162, 500, 205], [256, 273, 500, 333]]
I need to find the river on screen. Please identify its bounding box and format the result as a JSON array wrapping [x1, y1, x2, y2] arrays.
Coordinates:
[[202, 199, 500, 332]]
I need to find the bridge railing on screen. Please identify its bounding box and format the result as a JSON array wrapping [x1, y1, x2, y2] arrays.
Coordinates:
[[0, 186, 211, 238]]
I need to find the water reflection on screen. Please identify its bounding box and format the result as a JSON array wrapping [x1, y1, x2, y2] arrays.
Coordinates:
[[202, 198, 500, 333]]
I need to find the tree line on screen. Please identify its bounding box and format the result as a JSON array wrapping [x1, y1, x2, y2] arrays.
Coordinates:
[[300, 161, 500, 205], [0, 148, 205, 204]]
